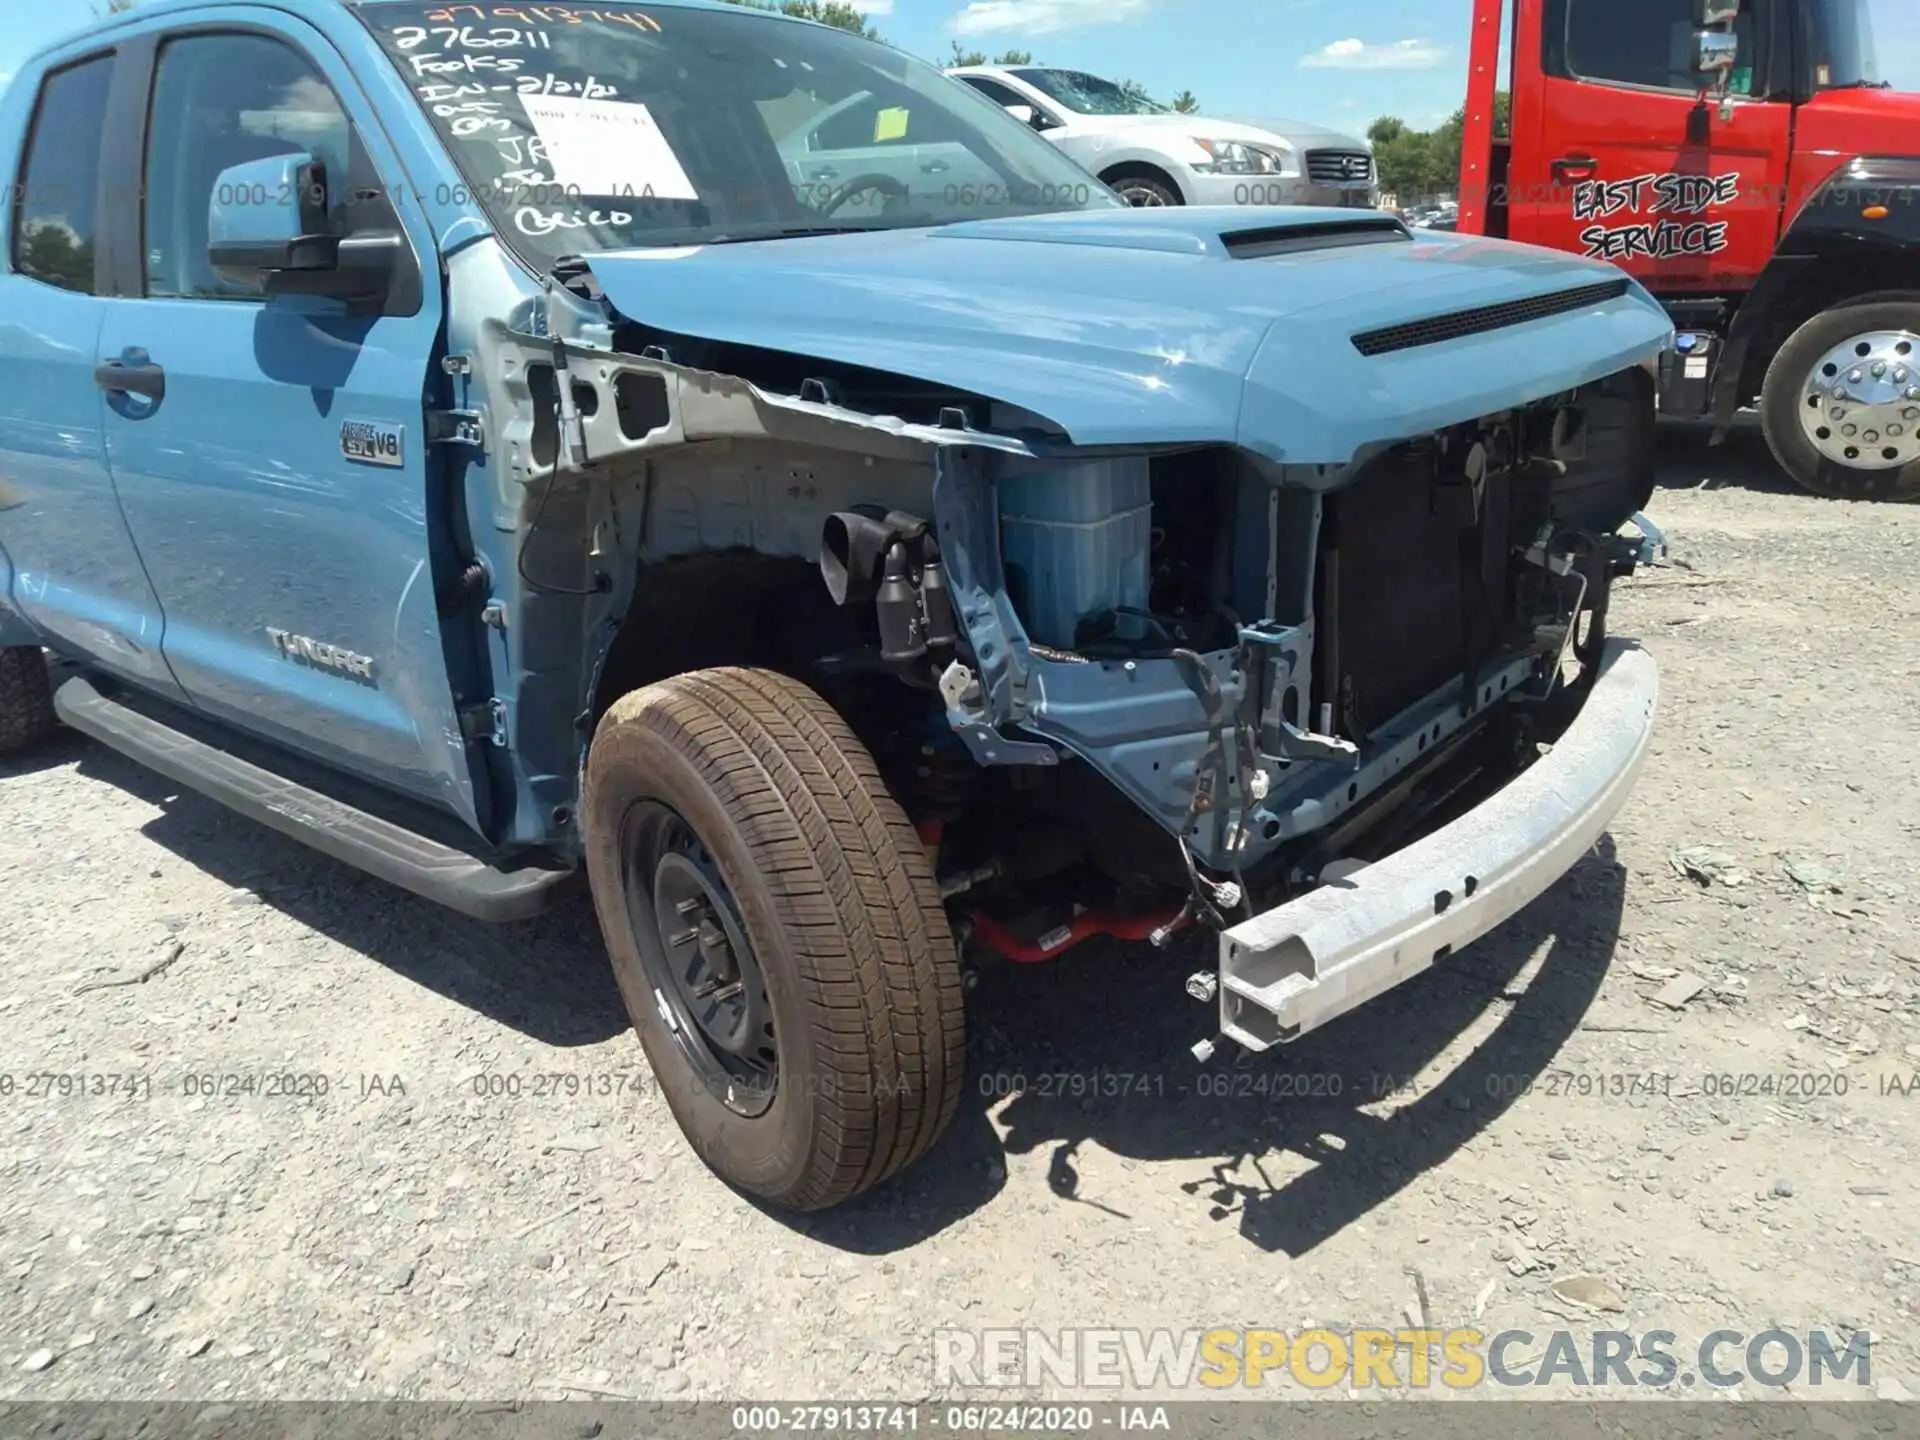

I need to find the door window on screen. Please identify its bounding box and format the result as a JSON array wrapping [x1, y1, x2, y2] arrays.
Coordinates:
[[1554, 0, 1764, 95], [810, 92, 917, 153], [142, 33, 374, 300], [956, 75, 1031, 110], [9, 55, 113, 295]]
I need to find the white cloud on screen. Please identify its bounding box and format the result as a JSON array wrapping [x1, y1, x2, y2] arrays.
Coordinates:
[[850, 0, 893, 13], [949, 0, 1158, 37], [1299, 37, 1449, 70]]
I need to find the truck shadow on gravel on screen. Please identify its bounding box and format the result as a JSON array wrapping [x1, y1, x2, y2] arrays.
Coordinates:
[[808, 841, 1629, 1257], [0, 722, 99, 781], [63, 737, 1627, 1256], [69, 745, 631, 1050], [1653, 419, 1801, 497]]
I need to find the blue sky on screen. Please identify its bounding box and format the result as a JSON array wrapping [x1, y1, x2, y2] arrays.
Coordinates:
[[3, 0, 1917, 132]]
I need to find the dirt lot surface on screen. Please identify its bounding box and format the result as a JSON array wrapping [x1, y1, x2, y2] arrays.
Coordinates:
[[3, 426, 1918, 1406]]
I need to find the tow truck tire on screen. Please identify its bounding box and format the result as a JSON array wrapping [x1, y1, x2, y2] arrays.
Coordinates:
[[0, 647, 56, 755], [1760, 300, 1920, 502], [583, 667, 964, 1211]]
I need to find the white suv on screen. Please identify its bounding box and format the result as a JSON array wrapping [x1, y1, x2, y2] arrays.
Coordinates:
[[946, 65, 1378, 209]]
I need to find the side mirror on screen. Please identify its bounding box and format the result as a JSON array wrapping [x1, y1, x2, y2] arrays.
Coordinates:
[[1694, 30, 1741, 77], [207, 152, 332, 276], [1003, 102, 1039, 127], [206, 151, 402, 306], [1692, 0, 1741, 117], [1693, 28, 1741, 117]]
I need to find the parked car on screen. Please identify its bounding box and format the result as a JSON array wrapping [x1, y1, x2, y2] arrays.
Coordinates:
[[2, 0, 1668, 1210], [947, 64, 1379, 209]]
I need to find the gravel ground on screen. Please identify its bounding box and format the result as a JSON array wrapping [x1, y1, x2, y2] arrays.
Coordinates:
[[2, 425, 1918, 1404]]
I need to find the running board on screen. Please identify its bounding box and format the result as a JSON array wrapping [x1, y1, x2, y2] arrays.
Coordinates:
[[54, 674, 573, 923]]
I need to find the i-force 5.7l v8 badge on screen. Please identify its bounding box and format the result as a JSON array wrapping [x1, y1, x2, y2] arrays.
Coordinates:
[[341, 419, 404, 468]]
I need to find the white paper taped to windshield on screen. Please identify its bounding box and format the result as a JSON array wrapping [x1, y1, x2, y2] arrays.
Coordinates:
[[519, 96, 697, 201]]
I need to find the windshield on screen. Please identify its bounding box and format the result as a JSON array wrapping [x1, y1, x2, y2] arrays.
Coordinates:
[[1011, 68, 1169, 116], [1809, 0, 1888, 89], [360, 3, 1120, 265]]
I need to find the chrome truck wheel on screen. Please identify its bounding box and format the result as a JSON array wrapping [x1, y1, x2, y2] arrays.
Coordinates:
[[1762, 302, 1920, 501], [1796, 329, 1920, 471]]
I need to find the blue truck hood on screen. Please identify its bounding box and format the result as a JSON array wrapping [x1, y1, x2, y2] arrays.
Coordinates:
[[583, 207, 1672, 463]]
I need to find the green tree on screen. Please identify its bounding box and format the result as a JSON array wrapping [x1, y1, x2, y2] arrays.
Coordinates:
[[1367, 115, 1407, 148], [719, 0, 880, 41], [948, 44, 1036, 67], [1367, 94, 1509, 202], [18, 223, 93, 293], [1170, 89, 1200, 114]]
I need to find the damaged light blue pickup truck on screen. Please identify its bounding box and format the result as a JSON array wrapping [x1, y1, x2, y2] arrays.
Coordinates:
[[0, 0, 1667, 1209]]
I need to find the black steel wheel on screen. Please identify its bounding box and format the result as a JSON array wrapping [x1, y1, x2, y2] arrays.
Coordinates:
[[620, 802, 777, 1118]]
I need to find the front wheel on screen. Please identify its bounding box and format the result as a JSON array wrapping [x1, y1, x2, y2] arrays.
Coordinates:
[[583, 667, 964, 1211], [1103, 166, 1182, 208], [0, 647, 56, 755], [1760, 301, 1920, 501]]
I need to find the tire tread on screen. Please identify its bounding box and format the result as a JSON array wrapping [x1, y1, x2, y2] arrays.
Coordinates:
[[592, 667, 962, 1210], [0, 647, 56, 756]]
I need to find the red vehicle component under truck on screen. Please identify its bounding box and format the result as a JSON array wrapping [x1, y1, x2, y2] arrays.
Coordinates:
[[1459, 0, 1920, 500]]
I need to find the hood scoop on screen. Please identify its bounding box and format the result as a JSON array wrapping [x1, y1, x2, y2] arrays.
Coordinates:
[[1222, 215, 1410, 260], [928, 207, 1409, 259], [1352, 278, 1632, 357]]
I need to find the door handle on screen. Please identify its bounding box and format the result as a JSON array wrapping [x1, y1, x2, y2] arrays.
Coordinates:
[[921, 159, 950, 174], [1551, 154, 1600, 183], [95, 357, 167, 402], [809, 165, 840, 181]]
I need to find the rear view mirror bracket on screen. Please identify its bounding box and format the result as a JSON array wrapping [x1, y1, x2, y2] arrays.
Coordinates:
[[1692, 0, 1742, 122]]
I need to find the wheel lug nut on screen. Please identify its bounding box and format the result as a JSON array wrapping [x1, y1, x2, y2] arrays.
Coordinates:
[[1897, 368, 1911, 384], [676, 897, 704, 917], [1890, 424, 1906, 437], [1830, 407, 1847, 420], [670, 926, 699, 949], [1843, 424, 1858, 437], [1871, 361, 1887, 377], [1848, 369, 1864, 383]]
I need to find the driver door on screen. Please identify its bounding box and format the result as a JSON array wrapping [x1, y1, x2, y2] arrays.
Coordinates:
[[1507, 0, 1791, 294], [94, 12, 482, 824]]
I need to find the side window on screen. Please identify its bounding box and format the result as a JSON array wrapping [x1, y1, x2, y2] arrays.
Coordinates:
[[10, 55, 113, 295], [812, 93, 913, 152], [957, 75, 1029, 109], [1557, 0, 1763, 94], [143, 33, 369, 301]]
